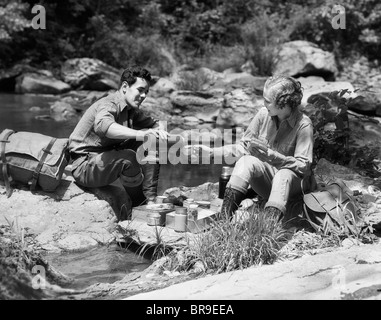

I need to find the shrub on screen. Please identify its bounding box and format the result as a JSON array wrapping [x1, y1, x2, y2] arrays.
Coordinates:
[[89, 15, 176, 76], [190, 207, 290, 273], [240, 11, 294, 76], [307, 90, 381, 177]]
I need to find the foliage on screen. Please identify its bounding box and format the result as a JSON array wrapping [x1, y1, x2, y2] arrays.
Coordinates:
[[287, 0, 381, 60], [307, 90, 381, 177], [240, 11, 296, 76], [0, 0, 30, 41], [189, 207, 289, 273], [2, 0, 381, 75]]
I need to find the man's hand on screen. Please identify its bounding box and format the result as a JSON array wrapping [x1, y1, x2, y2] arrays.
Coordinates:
[[142, 128, 169, 140]]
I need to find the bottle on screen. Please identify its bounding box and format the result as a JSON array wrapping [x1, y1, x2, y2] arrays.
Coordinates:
[[219, 166, 233, 199], [174, 207, 188, 232]]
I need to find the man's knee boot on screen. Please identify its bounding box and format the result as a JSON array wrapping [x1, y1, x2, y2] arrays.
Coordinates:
[[219, 186, 245, 220]]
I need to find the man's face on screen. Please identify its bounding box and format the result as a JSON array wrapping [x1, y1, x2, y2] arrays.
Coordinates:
[[122, 77, 149, 109]]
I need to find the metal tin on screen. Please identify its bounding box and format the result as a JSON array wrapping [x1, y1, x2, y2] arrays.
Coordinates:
[[175, 207, 188, 215], [147, 212, 161, 226], [183, 198, 194, 209], [188, 204, 199, 220], [196, 200, 211, 209]]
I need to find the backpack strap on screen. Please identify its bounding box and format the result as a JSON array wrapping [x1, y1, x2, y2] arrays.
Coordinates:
[[30, 138, 57, 191], [0, 130, 15, 198]]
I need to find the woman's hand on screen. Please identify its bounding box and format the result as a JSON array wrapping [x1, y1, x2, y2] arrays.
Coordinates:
[[242, 137, 270, 161], [183, 144, 213, 157]]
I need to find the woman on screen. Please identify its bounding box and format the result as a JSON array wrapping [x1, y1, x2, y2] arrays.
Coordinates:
[[192, 75, 314, 220]]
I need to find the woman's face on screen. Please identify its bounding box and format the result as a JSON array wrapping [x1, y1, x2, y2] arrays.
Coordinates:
[[263, 86, 279, 117], [263, 86, 291, 119]]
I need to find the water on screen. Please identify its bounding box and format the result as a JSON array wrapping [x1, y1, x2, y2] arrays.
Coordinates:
[[45, 244, 151, 290], [0, 93, 223, 288]]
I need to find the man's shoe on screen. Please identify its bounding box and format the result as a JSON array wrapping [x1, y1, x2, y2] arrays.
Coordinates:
[[219, 187, 245, 220]]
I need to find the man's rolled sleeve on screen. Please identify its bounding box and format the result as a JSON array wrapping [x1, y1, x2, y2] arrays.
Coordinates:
[[94, 103, 118, 138]]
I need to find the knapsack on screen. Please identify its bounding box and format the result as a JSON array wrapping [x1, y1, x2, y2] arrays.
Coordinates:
[[0, 129, 69, 197], [302, 179, 360, 236]]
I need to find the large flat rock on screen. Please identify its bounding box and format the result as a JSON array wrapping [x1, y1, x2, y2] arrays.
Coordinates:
[[126, 242, 381, 300], [0, 177, 130, 252]]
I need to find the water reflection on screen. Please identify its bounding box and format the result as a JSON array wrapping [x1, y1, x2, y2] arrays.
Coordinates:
[[45, 245, 152, 290]]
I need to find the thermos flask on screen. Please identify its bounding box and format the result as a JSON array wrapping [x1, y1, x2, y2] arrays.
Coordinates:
[[219, 166, 233, 199]]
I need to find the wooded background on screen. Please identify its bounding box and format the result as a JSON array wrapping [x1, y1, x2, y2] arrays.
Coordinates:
[[1, 0, 380, 76]]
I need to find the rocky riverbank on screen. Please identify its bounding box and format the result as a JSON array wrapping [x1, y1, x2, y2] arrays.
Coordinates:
[[1, 40, 381, 127], [1, 157, 380, 300]]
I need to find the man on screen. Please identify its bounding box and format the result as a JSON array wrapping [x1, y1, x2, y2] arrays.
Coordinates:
[[191, 75, 314, 221], [68, 65, 169, 208]]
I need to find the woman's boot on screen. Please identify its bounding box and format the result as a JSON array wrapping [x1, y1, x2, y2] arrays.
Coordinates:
[[219, 186, 245, 220]]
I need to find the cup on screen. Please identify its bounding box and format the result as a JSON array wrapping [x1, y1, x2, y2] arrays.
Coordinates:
[[156, 196, 167, 204]]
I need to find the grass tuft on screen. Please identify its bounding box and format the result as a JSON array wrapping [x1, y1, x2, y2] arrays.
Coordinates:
[[190, 206, 290, 273]]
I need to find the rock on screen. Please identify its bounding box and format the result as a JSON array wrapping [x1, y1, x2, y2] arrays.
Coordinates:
[[163, 182, 219, 201], [0, 179, 131, 252], [0, 64, 39, 92], [214, 73, 267, 93], [298, 76, 356, 107], [240, 60, 256, 74], [50, 101, 79, 122], [59, 90, 111, 112], [314, 158, 374, 190], [349, 86, 381, 116], [15, 72, 71, 94], [183, 116, 200, 123], [61, 58, 120, 90], [150, 78, 177, 97], [216, 88, 263, 128], [170, 66, 224, 91], [170, 90, 224, 123], [29, 106, 42, 112], [139, 96, 173, 122], [272, 41, 338, 80], [57, 234, 99, 251], [126, 242, 381, 300], [341, 237, 361, 249]]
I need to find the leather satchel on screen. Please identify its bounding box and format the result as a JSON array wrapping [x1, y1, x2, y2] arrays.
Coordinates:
[[302, 179, 360, 236], [0, 129, 69, 197]]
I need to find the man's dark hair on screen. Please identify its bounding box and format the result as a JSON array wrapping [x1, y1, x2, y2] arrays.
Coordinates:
[[119, 65, 152, 88]]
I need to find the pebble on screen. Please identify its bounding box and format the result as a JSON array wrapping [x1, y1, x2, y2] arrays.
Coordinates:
[[342, 237, 360, 248]]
